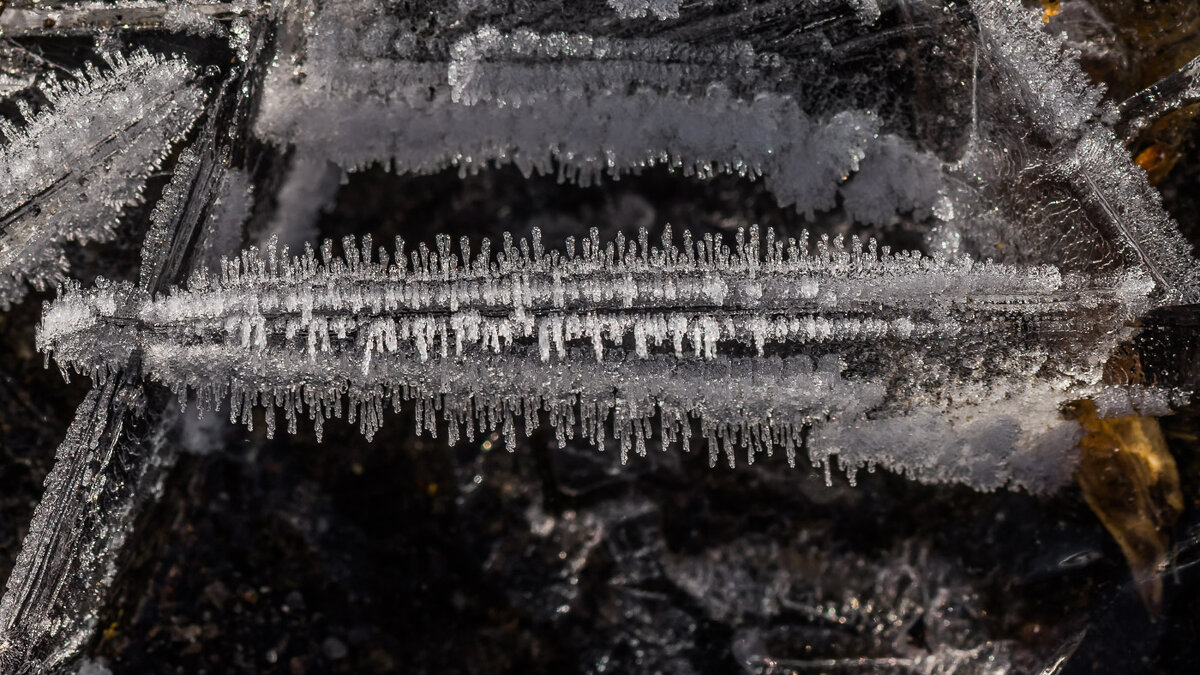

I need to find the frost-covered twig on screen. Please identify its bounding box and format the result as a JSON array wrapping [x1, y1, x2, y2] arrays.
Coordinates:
[[0, 2, 250, 37], [38, 228, 1151, 490], [0, 375, 177, 672], [0, 50, 203, 308], [256, 2, 948, 225]]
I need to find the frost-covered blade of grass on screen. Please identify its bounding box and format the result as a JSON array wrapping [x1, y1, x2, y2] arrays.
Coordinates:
[[0, 50, 204, 308], [38, 228, 1152, 491], [0, 376, 177, 672], [255, 0, 951, 226]]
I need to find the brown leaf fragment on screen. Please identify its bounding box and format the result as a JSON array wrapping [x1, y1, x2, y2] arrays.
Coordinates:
[[1135, 141, 1179, 183], [1132, 104, 1199, 184], [1041, 1, 1062, 24], [1070, 399, 1183, 614]]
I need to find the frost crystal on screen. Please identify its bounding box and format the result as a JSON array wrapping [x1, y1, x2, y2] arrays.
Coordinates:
[[255, 0, 949, 224], [0, 377, 176, 672], [39, 228, 1150, 491], [959, 0, 1200, 300], [0, 51, 203, 308]]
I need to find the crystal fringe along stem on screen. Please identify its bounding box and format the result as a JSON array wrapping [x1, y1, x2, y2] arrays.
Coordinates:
[[39, 227, 1153, 492]]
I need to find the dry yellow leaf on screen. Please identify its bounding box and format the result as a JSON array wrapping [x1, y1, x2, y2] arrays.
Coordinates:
[[1041, 1, 1062, 23], [1071, 400, 1183, 613]]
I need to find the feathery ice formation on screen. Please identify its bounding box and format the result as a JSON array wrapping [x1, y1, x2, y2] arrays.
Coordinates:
[[255, 0, 949, 225], [0, 50, 204, 308], [40, 227, 1153, 491], [963, 0, 1200, 300]]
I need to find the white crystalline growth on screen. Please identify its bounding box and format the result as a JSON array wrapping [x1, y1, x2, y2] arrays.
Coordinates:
[[962, 0, 1200, 302], [39, 228, 1152, 492], [0, 50, 204, 308], [447, 28, 773, 108], [254, 0, 1200, 299], [970, 0, 1110, 141], [606, 0, 682, 21], [0, 377, 156, 673], [606, 0, 882, 24], [0, 2, 245, 37], [1058, 126, 1200, 303], [256, 3, 948, 225]]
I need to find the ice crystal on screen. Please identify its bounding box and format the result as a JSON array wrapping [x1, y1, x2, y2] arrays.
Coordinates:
[[0, 51, 203, 308], [958, 0, 1200, 299], [0, 376, 176, 672], [1, 13, 266, 671], [251, 0, 1200, 300], [255, 0, 951, 224], [38, 227, 1151, 490]]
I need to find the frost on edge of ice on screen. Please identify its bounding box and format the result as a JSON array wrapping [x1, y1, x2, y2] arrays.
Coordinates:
[[0, 377, 177, 672], [966, 0, 1200, 301]]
